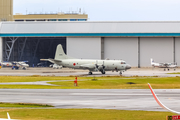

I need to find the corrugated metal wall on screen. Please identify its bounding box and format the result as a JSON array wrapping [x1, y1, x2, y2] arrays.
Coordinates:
[[0, 37, 2, 61], [1, 22, 180, 34], [1, 22, 180, 67], [175, 38, 180, 66], [140, 37, 173, 67], [104, 37, 138, 67], [65, 37, 178, 67], [67, 37, 101, 59]]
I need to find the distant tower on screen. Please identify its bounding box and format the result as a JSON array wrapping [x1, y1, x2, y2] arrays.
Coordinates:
[[0, 0, 13, 21]]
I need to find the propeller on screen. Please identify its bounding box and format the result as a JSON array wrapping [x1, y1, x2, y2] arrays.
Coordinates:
[[95, 64, 99, 71], [95, 61, 105, 73]]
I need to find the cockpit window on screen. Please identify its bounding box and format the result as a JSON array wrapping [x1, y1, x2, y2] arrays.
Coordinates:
[[121, 62, 126, 64]]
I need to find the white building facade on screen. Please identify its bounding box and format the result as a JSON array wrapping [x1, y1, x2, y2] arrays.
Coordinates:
[[0, 21, 180, 67]]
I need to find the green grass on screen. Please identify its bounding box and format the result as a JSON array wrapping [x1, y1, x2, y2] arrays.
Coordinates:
[[167, 72, 180, 74], [0, 76, 84, 83], [0, 102, 53, 108], [0, 108, 176, 120], [49, 76, 180, 89], [0, 76, 180, 89]]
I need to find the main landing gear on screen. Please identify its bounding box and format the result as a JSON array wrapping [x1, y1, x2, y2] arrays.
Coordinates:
[[101, 71, 106, 74], [164, 68, 170, 71], [88, 71, 93, 75]]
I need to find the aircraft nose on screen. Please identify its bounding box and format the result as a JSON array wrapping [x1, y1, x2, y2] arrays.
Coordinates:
[[126, 64, 131, 70]]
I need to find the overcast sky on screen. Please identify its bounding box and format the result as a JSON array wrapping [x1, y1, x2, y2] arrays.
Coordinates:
[[14, 0, 180, 21]]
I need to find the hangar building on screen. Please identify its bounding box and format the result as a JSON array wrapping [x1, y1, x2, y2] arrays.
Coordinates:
[[0, 21, 180, 67]]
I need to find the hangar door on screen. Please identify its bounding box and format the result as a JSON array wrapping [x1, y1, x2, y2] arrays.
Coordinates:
[[67, 37, 101, 59], [140, 37, 173, 67], [3, 37, 66, 66], [175, 38, 180, 66], [104, 37, 138, 67]]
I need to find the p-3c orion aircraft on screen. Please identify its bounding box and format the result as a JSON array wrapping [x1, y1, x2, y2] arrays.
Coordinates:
[[41, 44, 131, 75]]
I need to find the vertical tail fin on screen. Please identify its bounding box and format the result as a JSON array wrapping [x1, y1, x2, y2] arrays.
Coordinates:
[[54, 44, 74, 60], [150, 58, 154, 65]]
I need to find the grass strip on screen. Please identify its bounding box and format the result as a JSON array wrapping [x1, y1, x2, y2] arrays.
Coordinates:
[[0, 76, 180, 89], [0, 102, 53, 108], [167, 72, 180, 74], [0, 76, 84, 83], [0, 108, 176, 120]]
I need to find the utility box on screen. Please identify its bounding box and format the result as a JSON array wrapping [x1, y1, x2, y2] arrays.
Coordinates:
[[167, 115, 180, 120]]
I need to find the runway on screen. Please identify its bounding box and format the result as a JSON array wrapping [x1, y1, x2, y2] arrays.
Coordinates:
[[0, 89, 180, 112], [0, 68, 180, 112], [0, 67, 180, 77]]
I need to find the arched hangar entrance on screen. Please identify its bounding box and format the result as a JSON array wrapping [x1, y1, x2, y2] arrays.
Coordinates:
[[3, 37, 66, 66]]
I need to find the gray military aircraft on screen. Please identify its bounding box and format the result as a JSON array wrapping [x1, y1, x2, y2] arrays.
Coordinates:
[[41, 44, 131, 75]]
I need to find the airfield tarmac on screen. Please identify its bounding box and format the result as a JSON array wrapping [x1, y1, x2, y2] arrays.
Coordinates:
[[0, 67, 180, 112], [0, 89, 179, 112], [0, 67, 179, 77]]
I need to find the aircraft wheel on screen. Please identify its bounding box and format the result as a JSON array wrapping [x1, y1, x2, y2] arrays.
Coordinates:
[[101, 70, 105, 74], [119, 72, 122, 75], [102, 71, 106, 74], [174, 69, 176, 71], [168, 69, 169, 71], [88, 72, 92, 75], [164, 69, 166, 71]]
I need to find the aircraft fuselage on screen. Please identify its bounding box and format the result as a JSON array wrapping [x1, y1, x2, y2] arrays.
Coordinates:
[[60, 59, 128, 71]]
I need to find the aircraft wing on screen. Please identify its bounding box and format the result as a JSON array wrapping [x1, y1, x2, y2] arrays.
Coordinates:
[[79, 64, 95, 69], [159, 63, 167, 66], [40, 58, 62, 64], [148, 83, 180, 114]]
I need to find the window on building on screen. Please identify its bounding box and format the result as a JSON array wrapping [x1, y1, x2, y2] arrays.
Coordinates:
[[26, 20, 35, 21], [78, 19, 86, 21], [1, 18, 7, 21], [15, 20, 24, 21], [70, 19, 77, 21], [48, 19, 57, 21], [58, 19, 68, 21], [36, 19, 46, 21]]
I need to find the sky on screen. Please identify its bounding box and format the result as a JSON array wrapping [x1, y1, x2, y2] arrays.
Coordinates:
[[14, 0, 180, 21]]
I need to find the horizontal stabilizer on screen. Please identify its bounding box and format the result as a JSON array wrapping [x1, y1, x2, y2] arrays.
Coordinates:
[[40, 59, 62, 64]]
